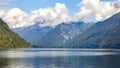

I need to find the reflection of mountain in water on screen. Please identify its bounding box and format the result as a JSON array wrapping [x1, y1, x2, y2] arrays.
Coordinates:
[[0, 58, 10, 68], [0, 49, 120, 68]]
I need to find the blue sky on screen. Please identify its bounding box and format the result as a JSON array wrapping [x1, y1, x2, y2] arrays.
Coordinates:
[[10, 0, 115, 16], [10, 0, 80, 16]]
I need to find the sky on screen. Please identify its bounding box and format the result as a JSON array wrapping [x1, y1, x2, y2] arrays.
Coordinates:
[[0, 0, 120, 28], [10, 0, 80, 16], [3, 0, 115, 15]]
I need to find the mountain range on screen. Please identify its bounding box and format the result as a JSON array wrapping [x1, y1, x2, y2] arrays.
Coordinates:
[[65, 12, 120, 48], [39, 22, 93, 47], [13, 21, 93, 47], [11, 12, 120, 48], [13, 22, 52, 46], [0, 19, 31, 48]]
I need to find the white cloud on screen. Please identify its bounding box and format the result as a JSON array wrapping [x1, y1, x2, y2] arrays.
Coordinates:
[[31, 3, 70, 27], [0, 3, 70, 28], [0, 8, 35, 28], [114, 0, 120, 8], [73, 0, 120, 22], [1, 0, 120, 28]]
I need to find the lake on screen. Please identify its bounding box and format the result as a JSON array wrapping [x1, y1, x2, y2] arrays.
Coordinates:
[[0, 48, 120, 68]]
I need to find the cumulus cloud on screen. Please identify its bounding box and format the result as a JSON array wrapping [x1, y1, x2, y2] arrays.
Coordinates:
[[31, 3, 70, 27], [1, 0, 120, 28], [0, 3, 70, 28], [73, 0, 120, 22], [0, 8, 35, 28]]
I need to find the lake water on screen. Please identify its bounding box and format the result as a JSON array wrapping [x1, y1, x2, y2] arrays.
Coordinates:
[[0, 48, 120, 68]]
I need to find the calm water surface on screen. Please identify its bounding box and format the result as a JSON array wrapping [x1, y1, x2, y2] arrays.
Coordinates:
[[0, 48, 120, 68]]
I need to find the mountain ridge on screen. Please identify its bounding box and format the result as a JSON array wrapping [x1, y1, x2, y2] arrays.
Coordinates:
[[64, 12, 120, 48], [0, 18, 31, 48], [39, 22, 93, 47], [10, 12, 120, 48], [13, 22, 53, 45]]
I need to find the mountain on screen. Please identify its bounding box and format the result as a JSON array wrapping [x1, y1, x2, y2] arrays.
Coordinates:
[[66, 12, 120, 48], [0, 19, 31, 48], [13, 22, 52, 46], [39, 22, 93, 48]]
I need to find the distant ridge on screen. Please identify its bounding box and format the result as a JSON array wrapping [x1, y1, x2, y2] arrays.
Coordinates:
[[65, 12, 120, 48], [11, 12, 120, 48], [39, 22, 93, 48]]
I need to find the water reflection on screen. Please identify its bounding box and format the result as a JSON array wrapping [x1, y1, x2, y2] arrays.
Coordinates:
[[0, 49, 119, 58], [0, 49, 120, 68], [0, 58, 10, 68]]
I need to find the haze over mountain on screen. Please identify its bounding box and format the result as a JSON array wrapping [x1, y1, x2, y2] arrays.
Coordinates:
[[0, 19, 31, 48]]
